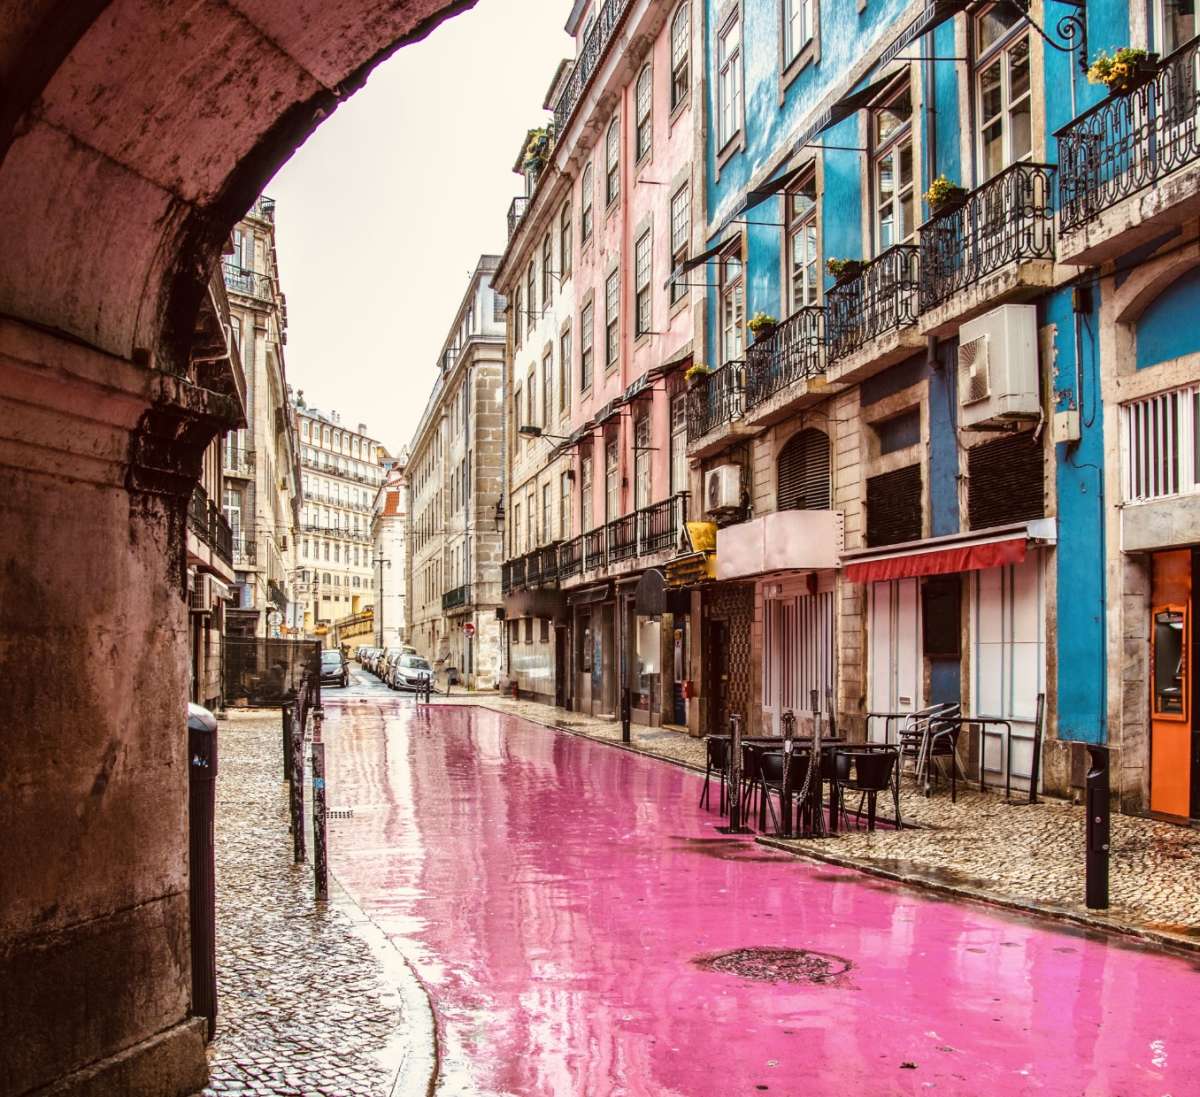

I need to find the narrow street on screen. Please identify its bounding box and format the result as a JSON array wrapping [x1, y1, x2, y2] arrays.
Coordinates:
[[317, 681, 1200, 1097]]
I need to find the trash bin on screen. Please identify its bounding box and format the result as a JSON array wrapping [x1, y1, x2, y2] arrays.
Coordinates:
[[187, 702, 218, 1040]]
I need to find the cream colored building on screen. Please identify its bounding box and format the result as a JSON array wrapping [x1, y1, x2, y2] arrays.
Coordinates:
[[372, 457, 410, 649], [294, 401, 389, 641]]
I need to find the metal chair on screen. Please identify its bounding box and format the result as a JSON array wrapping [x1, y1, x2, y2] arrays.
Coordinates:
[[700, 737, 730, 813], [838, 748, 900, 830]]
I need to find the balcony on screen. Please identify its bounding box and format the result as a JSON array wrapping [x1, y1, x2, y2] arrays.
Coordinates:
[[637, 493, 688, 555], [584, 527, 607, 571], [233, 536, 257, 568], [552, 0, 634, 137], [442, 584, 471, 613], [918, 163, 1056, 334], [187, 486, 234, 572], [221, 262, 274, 302], [223, 447, 255, 477], [508, 196, 530, 239], [1057, 37, 1200, 264], [686, 361, 754, 457], [558, 534, 583, 579], [502, 556, 527, 595], [743, 307, 827, 426], [825, 244, 921, 383], [607, 512, 638, 563], [248, 195, 276, 222]]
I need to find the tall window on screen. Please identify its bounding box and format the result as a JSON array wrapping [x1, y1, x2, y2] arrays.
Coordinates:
[[581, 453, 594, 529], [635, 66, 653, 161], [514, 383, 522, 443], [872, 80, 915, 251], [581, 302, 595, 390], [670, 391, 688, 495], [783, 0, 814, 65], [560, 201, 573, 279], [1152, 0, 1198, 52], [542, 233, 554, 305], [527, 261, 537, 321], [542, 349, 554, 426], [605, 116, 621, 205], [671, 2, 690, 109], [527, 366, 537, 426], [634, 413, 651, 509], [561, 472, 573, 538], [720, 246, 745, 364], [669, 183, 690, 305], [635, 230, 652, 337], [605, 437, 620, 521], [527, 488, 536, 548], [514, 287, 523, 348], [605, 271, 620, 369], [581, 163, 594, 244], [559, 327, 572, 413], [542, 482, 552, 543], [717, 15, 743, 149], [975, 6, 1031, 180], [787, 175, 819, 310]]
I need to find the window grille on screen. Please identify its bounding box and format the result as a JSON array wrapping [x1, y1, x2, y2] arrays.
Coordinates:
[[1122, 383, 1200, 502]]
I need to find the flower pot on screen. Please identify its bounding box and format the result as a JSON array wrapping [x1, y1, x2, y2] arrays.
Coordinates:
[[749, 323, 777, 344], [929, 187, 969, 216], [831, 262, 864, 286], [1104, 55, 1158, 96]]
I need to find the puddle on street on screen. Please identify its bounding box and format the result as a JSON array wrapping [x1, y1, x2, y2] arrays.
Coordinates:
[[328, 705, 1200, 1097]]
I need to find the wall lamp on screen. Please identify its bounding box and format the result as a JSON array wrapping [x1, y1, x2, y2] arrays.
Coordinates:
[[518, 425, 569, 441]]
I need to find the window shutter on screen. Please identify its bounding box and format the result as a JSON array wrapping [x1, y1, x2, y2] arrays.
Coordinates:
[[967, 432, 1044, 529], [777, 429, 831, 510], [866, 464, 922, 546]]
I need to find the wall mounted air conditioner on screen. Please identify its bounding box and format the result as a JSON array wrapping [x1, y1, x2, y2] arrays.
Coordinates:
[[705, 464, 742, 513], [190, 574, 213, 612], [957, 304, 1040, 429]]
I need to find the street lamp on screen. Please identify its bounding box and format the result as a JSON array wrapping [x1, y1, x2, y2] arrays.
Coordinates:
[[518, 425, 569, 441]]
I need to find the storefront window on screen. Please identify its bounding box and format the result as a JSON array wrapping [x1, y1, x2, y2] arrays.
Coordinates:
[[1154, 607, 1187, 716]]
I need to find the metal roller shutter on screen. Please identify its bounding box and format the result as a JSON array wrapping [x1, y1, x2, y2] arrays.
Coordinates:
[[777, 428, 831, 510]]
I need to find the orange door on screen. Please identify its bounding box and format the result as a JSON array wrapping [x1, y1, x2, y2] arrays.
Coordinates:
[[1149, 551, 1192, 817]]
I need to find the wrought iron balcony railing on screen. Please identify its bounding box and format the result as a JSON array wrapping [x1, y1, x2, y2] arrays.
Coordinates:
[[584, 527, 607, 571], [442, 584, 470, 611], [919, 162, 1056, 311], [526, 547, 544, 585], [222, 262, 275, 302], [744, 308, 825, 411], [210, 503, 233, 565], [232, 536, 257, 567], [686, 361, 744, 442], [607, 512, 638, 563], [552, 0, 634, 137], [508, 196, 530, 239], [535, 543, 559, 582], [825, 244, 920, 363], [223, 447, 255, 476], [248, 195, 276, 222], [636, 492, 688, 555], [558, 534, 583, 579], [1057, 37, 1199, 235], [188, 485, 210, 542]]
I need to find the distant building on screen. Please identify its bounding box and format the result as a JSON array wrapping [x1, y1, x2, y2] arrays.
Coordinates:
[[294, 401, 389, 643], [372, 456, 410, 649], [406, 255, 507, 689]]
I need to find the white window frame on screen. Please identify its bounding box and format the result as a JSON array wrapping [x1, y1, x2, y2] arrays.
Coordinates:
[[720, 245, 745, 364], [605, 117, 621, 206], [636, 65, 653, 162], [635, 230, 653, 337], [871, 80, 915, 252], [782, 0, 814, 67], [669, 183, 690, 305], [671, 3, 691, 110], [786, 175, 819, 311], [1121, 382, 1200, 502], [717, 14, 743, 150], [975, 6, 1032, 181]]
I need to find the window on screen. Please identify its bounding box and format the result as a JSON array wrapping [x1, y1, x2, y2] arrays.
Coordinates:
[[787, 175, 819, 310], [777, 428, 831, 510], [514, 383, 522, 441], [527, 366, 537, 427], [581, 163, 594, 244], [872, 80, 915, 250], [301, 420, 310, 441], [542, 233, 554, 305], [1152, 0, 1198, 53], [669, 183, 690, 305], [525, 617, 534, 644], [634, 413, 651, 509], [635, 66, 653, 161], [542, 482, 552, 543], [559, 327, 572, 413], [671, 2, 690, 109], [605, 271, 620, 369], [581, 302, 594, 390], [493, 291, 507, 322], [581, 453, 594, 528], [635, 230, 652, 336], [229, 315, 241, 350], [526, 488, 536, 547], [561, 471, 573, 538], [1123, 383, 1200, 501], [717, 15, 743, 149], [514, 287, 523, 348], [670, 391, 688, 495], [975, 6, 1031, 180], [783, 0, 814, 66], [514, 502, 522, 553], [720, 246, 745, 364], [527, 262, 537, 322], [875, 408, 922, 455], [542, 349, 554, 426], [560, 202, 573, 279], [605, 117, 620, 205], [605, 437, 620, 521]]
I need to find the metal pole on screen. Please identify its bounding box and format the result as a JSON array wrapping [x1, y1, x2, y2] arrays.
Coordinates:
[[1085, 744, 1110, 909], [281, 703, 293, 783], [811, 690, 825, 837], [780, 709, 796, 837], [725, 713, 745, 833], [311, 740, 328, 902], [1029, 692, 1045, 805], [290, 704, 306, 864], [621, 685, 632, 744]]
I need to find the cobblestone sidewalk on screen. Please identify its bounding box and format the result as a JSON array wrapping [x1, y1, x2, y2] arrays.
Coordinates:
[[204, 714, 406, 1097], [429, 692, 1200, 951]]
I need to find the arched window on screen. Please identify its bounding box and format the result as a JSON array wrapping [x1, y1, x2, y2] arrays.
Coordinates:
[[777, 428, 830, 510], [581, 162, 594, 243], [671, 3, 690, 109], [635, 66, 653, 161], [605, 116, 620, 205]]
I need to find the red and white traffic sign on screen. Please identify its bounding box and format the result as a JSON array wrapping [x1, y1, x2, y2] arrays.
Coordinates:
[[463, 622, 476, 638]]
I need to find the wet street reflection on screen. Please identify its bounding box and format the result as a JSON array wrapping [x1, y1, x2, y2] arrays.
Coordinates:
[[328, 703, 1199, 1096]]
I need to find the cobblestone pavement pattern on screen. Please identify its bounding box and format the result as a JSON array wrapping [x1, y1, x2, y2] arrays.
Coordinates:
[[421, 688, 1200, 949], [204, 713, 400, 1097]]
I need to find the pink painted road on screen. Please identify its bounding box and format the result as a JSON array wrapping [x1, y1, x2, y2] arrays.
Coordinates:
[[326, 702, 1199, 1096]]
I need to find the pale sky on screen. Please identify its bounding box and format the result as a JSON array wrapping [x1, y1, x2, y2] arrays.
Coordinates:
[[267, 0, 571, 456]]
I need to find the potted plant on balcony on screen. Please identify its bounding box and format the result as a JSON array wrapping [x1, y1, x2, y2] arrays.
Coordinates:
[[924, 174, 969, 215], [1087, 47, 1158, 95], [684, 362, 711, 387], [748, 312, 779, 342], [523, 126, 552, 176], [826, 257, 864, 286]]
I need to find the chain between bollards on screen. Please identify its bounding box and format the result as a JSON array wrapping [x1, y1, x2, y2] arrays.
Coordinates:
[[780, 710, 796, 838], [289, 699, 306, 864]]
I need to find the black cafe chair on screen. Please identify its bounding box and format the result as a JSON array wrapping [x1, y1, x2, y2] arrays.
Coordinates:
[[838, 748, 900, 831], [700, 737, 730, 814]]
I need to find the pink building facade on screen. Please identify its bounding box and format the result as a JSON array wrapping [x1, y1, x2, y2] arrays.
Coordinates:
[[497, 0, 698, 726]]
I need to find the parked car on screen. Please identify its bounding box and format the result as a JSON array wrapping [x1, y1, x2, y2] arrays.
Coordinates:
[[319, 649, 348, 688], [389, 653, 433, 692]]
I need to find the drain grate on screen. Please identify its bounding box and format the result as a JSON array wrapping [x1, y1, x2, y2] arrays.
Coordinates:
[[325, 808, 354, 820], [695, 947, 851, 985]]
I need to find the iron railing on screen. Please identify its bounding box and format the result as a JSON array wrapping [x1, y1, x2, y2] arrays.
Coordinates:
[[188, 487, 234, 565], [233, 536, 257, 567], [607, 512, 638, 562], [637, 492, 688, 555], [508, 196, 530, 239], [442, 585, 470, 611], [221, 262, 274, 301], [919, 162, 1056, 310], [526, 548, 544, 585], [189, 486, 210, 541], [686, 361, 744, 442], [559, 535, 583, 579], [223, 447, 255, 476], [553, 0, 634, 136], [744, 308, 825, 411], [508, 556, 527, 591], [584, 527, 607, 571], [248, 195, 276, 222], [825, 244, 920, 363], [1057, 38, 1199, 234], [535, 543, 559, 581]]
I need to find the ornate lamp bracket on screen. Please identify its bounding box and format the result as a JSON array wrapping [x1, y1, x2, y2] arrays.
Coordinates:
[[1005, 0, 1089, 75]]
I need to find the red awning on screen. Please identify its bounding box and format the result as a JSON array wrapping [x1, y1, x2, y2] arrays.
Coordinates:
[[844, 535, 1027, 584]]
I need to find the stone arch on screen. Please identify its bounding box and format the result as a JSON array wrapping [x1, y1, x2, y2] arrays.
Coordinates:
[[776, 427, 831, 511]]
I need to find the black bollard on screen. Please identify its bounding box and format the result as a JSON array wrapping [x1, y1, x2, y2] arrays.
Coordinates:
[[311, 740, 328, 902], [290, 705, 306, 864], [621, 686, 632, 744], [1086, 744, 1110, 910], [721, 713, 747, 834], [780, 710, 796, 837]]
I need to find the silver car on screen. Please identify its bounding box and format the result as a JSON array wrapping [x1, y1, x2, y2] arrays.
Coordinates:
[[388, 653, 433, 692]]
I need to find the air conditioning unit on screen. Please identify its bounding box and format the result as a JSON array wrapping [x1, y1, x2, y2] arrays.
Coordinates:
[[190, 574, 214, 612], [705, 464, 742, 513], [957, 304, 1040, 429]]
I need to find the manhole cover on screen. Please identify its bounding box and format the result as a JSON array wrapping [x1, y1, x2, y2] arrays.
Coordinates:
[[695, 947, 851, 985]]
